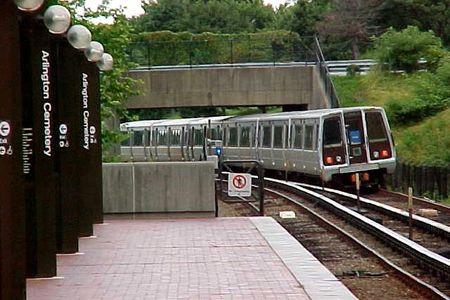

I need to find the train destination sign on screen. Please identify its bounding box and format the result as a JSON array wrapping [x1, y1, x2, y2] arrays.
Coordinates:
[[228, 173, 252, 197]]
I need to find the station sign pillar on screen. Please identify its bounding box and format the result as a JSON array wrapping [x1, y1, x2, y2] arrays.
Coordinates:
[[0, 2, 27, 298], [79, 59, 103, 225], [20, 18, 57, 277], [53, 40, 81, 252]]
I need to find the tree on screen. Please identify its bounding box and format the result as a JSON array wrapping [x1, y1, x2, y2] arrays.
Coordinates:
[[60, 0, 141, 158], [132, 0, 275, 34], [272, 0, 330, 37], [316, 0, 383, 59], [378, 0, 450, 46]]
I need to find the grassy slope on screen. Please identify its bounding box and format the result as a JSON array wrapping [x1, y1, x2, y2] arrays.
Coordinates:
[[332, 72, 450, 166]]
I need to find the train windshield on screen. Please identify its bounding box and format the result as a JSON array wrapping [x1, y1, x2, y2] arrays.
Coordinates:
[[322, 116, 346, 166], [365, 111, 392, 160], [323, 118, 343, 148], [366, 112, 388, 142]]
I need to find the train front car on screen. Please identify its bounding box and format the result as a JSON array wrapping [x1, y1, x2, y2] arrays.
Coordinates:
[[321, 107, 396, 188]]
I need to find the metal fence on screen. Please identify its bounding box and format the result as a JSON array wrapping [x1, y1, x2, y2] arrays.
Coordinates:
[[388, 162, 449, 200], [127, 37, 317, 68]]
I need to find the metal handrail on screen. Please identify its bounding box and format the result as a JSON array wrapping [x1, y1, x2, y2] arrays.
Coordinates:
[[313, 35, 341, 108]]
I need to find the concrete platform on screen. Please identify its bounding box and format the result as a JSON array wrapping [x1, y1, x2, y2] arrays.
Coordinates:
[[27, 217, 356, 299]]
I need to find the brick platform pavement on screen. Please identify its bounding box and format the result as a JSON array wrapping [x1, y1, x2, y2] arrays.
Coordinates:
[[27, 217, 355, 299]]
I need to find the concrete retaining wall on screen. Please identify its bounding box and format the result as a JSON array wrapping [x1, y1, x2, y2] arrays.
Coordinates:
[[103, 162, 216, 213]]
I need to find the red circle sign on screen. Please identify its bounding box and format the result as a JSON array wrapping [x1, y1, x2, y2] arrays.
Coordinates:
[[232, 175, 247, 189]]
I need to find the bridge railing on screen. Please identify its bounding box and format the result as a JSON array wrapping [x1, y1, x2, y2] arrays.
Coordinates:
[[313, 35, 340, 108], [127, 37, 317, 68]]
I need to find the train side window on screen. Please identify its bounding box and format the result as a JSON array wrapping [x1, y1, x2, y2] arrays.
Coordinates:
[[151, 129, 157, 146], [170, 129, 181, 146], [158, 129, 167, 145], [133, 131, 143, 146], [229, 127, 238, 146], [366, 112, 388, 142], [121, 132, 131, 146], [194, 128, 203, 146], [304, 124, 314, 150], [273, 126, 283, 148], [240, 126, 250, 147], [293, 124, 303, 149], [262, 125, 272, 148], [323, 118, 343, 148]]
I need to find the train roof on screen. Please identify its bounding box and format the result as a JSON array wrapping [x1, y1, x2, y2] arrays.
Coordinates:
[[120, 107, 385, 129], [225, 106, 384, 122]]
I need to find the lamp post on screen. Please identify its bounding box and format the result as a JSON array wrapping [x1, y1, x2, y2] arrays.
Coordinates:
[[0, 2, 27, 299]]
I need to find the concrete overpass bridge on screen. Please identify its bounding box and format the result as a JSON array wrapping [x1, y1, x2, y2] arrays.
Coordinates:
[[126, 62, 337, 110], [124, 37, 339, 111]]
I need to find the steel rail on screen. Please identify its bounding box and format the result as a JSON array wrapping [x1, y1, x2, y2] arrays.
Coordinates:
[[259, 186, 449, 300]]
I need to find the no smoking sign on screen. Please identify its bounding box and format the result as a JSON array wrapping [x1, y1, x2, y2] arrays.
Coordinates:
[[228, 173, 252, 197]]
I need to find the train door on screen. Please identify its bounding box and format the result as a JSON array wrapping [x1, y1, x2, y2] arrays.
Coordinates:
[[254, 119, 260, 161], [321, 114, 346, 168], [181, 127, 186, 160], [238, 122, 253, 160], [289, 119, 303, 172], [344, 111, 368, 164], [192, 126, 204, 160], [272, 121, 285, 169], [259, 122, 272, 169]]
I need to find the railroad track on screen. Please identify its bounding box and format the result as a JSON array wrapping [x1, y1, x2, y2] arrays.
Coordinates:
[[296, 182, 450, 258], [368, 189, 450, 226], [219, 178, 450, 299]]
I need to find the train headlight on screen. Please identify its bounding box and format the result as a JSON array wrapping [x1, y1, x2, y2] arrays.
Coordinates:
[[373, 151, 379, 158], [336, 156, 342, 163]]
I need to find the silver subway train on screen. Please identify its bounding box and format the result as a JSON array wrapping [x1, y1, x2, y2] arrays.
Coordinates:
[[120, 107, 396, 187]]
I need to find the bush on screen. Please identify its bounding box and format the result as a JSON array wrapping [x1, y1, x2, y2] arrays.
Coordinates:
[[346, 64, 361, 76], [373, 26, 444, 73], [436, 55, 450, 86], [385, 71, 450, 125]]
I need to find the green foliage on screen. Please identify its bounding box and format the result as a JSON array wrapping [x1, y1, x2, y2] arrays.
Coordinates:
[[394, 109, 450, 166], [129, 30, 309, 66], [272, 0, 330, 36], [133, 0, 274, 34], [378, 0, 450, 46], [346, 64, 361, 76], [436, 55, 450, 86], [372, 26, 444, 73]]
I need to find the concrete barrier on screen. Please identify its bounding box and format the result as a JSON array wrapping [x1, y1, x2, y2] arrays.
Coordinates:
[[103, 162, 216, 214]]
